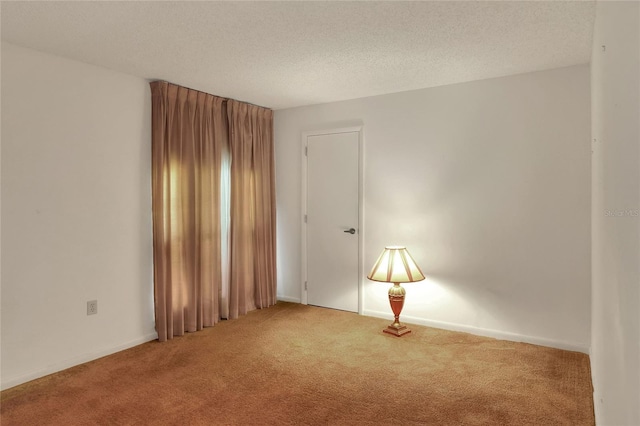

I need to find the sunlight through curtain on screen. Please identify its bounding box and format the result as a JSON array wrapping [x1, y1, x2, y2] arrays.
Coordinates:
[[150, 82, 276, 342], [227, 101, 277, 318], [220, 143, 232, 320]]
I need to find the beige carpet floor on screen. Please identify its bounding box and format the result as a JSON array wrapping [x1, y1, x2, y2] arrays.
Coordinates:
[[1, 302, 594, 425]]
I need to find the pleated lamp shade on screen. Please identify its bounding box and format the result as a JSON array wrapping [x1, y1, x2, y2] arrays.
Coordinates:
[[367, 246, 425, 284]]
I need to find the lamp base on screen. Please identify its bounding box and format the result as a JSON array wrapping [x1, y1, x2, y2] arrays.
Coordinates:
[[383, 323, 411, 337], [384, 283, 411, 337]]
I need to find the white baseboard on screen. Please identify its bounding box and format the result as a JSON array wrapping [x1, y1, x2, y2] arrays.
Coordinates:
[[2, 310, 588, 391], [363, 309, 590, 354], [277, 295, 301, 303], [1, 332, 158, 391], [590, 349, 603, 424]]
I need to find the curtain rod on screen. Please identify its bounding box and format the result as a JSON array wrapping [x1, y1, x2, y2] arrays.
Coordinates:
[[151, 80, 271, 111]]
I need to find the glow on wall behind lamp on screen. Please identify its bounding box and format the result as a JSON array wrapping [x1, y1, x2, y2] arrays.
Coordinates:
[[365, 276, 465, 320]]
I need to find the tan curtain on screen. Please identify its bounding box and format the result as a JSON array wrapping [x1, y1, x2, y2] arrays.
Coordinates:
[[227, 100, 277, 319], [151, 82, 277, 341], [150, 81, 226, 342]]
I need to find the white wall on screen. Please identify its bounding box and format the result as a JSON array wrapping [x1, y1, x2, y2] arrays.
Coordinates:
[[590, 2, 640, 424], [1, 43, 156, 389], [276, 65, 591, 351]]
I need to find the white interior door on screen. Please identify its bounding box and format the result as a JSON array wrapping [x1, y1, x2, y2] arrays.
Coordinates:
[[305, 131, 359, 312]]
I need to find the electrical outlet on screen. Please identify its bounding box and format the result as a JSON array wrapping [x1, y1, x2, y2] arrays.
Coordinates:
[[87, 300, 98, 315]]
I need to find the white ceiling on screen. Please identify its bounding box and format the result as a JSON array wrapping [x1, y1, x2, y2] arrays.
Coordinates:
[[1, 1, 595, 110]]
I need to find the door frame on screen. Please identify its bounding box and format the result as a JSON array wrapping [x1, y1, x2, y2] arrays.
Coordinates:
[[301, 126, 364, 314]]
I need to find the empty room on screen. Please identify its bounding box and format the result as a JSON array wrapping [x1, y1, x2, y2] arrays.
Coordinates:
[[1, 1, 638, 425]]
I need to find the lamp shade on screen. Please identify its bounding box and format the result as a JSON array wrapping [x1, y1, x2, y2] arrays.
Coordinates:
[[367, 246, 425, 283]]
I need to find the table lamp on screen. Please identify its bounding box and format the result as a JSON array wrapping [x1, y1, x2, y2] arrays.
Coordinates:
[[367, 246, 425, 336]]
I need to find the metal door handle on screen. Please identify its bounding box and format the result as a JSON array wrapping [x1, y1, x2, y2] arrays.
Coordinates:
[[344, 228, 356, 234]]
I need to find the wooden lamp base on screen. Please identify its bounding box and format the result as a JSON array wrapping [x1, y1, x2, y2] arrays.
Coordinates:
[[384, 283, 411, 337], [383, 323, 411, 336]]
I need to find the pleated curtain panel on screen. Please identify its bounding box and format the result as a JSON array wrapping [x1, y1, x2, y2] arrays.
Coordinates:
[[150, 81, 277, 342]]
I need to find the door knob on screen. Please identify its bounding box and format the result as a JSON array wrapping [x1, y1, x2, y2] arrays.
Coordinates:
[[344, 228, 356, 234]]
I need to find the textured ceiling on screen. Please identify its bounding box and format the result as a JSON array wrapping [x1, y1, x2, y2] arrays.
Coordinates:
[[1, 1, 595, 110]]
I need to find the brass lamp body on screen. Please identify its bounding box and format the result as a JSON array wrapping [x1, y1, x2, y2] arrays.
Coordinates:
[[384, 283, 411, 336]]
